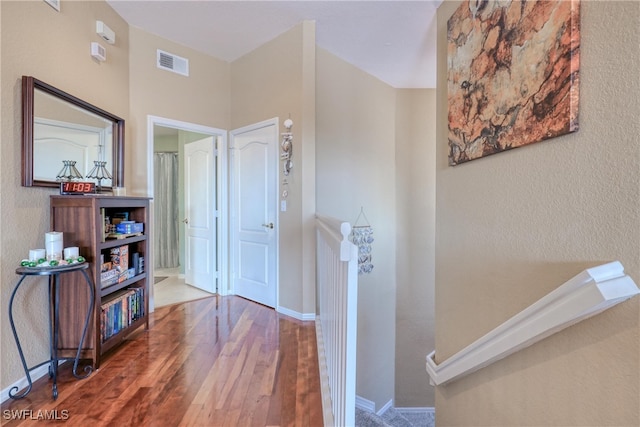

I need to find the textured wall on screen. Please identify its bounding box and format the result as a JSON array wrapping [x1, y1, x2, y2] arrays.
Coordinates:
[[435, 1, 640, 425], [1, 0, 129, 389]]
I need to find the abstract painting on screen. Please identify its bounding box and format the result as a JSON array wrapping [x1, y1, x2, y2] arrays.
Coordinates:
[[447, 0, 580, 165]]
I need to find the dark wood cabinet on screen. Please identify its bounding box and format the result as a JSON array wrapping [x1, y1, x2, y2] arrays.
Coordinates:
[[50, 195, 150, 368]]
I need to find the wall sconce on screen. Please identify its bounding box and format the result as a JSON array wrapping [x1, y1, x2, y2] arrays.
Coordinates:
[[56, 160, 83, 181], [86, 161, 111, 192], [281, 118, 293, 175]]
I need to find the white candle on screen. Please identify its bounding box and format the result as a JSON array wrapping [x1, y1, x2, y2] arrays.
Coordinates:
[[64, 246, 79, 259], [113, 187, 126, 196], [45, 232, 63, 261], [29, 249, 46, 261]]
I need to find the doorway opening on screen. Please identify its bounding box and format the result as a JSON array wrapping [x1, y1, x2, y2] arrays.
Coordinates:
[[146, 116, 228, 310]]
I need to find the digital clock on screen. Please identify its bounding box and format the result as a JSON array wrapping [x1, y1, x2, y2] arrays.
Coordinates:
[[60, 181, 96, 195]]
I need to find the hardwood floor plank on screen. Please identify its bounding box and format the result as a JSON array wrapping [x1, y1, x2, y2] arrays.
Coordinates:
[[1, 296, 323, 426]]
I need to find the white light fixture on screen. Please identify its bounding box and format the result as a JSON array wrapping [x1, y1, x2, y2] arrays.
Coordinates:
[[91, 42, 106, 62], [96, 21, 115, 44]]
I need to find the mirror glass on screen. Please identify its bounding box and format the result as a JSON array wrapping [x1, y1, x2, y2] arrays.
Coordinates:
[[22, 76, 124, 189]]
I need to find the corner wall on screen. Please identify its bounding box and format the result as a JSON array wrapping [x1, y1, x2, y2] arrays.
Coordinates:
[[395, 89, 436, 407], [316, 48, 398, 410], [435, 2, 640, 425]]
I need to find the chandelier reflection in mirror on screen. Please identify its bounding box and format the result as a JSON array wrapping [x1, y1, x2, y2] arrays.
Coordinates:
[[86, 160, 112, 193], [350, 207, 374, 274], [56, 160, 83, 181]]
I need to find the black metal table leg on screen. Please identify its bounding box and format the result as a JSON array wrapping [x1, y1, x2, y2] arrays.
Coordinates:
[[9, 263, 94, 400], [72, 269, 94, 379], [8, 275, 33, 399]]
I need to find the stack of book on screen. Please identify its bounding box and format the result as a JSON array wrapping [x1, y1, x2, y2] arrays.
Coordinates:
[[100, 287, 145, 342]]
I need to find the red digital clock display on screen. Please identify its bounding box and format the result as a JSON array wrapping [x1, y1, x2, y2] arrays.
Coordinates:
[[60, 182, 96, 194]]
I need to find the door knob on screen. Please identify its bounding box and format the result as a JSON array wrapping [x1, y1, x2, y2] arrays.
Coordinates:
[[183, 218, 189, 224], [262, 222, 274, 229]]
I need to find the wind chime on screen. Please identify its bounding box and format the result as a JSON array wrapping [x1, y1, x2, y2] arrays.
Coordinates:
[[351, 207, 374, 274]]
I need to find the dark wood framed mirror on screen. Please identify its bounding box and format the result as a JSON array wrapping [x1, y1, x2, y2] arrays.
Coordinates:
[[22, 76, 124, 188]]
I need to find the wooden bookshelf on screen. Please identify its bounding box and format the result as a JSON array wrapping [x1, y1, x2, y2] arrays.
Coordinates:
[[50, 195, 150, 368]]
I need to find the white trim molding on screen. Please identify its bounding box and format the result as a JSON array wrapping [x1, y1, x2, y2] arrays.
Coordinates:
[[276, 305, 315, 321], [426, 261, 639, 386], [355, 395, 376, 413], [377, 399, 394, 416]]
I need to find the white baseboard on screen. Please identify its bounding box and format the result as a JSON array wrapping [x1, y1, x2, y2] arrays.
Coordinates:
[[377, 398, 394, 416], [276, 305, 315, 321], [355, 395, 376, 413], [396, 406, 436, 415], [356, 396, 435, 418], [1, 362, 61, 403], [355, 395, 395, 416], [356, 395, 394, 416]]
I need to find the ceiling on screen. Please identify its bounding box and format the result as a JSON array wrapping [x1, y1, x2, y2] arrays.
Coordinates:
[[106, 0, 443, 88]]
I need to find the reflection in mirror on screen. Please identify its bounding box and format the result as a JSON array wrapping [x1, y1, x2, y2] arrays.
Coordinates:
[[22, 76, 124, 189], [34, 88, 114, 187]]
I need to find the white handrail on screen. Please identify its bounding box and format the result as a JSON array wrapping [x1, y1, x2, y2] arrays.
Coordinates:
[[426, 261, 639, 386]]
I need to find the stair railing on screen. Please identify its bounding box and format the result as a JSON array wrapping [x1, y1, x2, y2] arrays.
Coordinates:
[[426, 261, 639, 386], [315, 214, 359, 427]]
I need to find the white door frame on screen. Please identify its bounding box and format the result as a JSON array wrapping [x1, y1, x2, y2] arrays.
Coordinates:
[[146, 115, 229, 313], [229, 118, 280, 307]]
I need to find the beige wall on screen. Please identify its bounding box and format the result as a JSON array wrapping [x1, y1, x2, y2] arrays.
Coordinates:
[[316, 48, 398, 409], [435, 1, 640, 426], [128, 27, 230, 196], [395, 89, 436, 407], [0, 0, 129, 388], [230, 22, 316, 316]]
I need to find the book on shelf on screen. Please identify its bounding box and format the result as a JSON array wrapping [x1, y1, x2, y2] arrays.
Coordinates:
[[100, 287, 145, 343]]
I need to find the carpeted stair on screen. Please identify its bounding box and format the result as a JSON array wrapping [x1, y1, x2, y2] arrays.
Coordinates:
[[356, 407, 434, 427]]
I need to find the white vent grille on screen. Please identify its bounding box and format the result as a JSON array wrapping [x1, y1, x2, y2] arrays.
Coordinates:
[[157, 49, 189, 76]]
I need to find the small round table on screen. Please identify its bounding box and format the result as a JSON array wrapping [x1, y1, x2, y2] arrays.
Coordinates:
[[8, 262, 94, 400]]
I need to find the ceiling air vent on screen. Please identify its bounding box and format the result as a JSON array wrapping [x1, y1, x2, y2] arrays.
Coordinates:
[[157, 49, 189, 76]]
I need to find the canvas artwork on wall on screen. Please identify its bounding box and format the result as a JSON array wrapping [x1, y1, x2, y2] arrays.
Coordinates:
[[447, 0, 580, 166]]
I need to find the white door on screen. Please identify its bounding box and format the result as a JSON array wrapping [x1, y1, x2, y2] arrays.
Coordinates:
[[184, 136, 217, 293], [230, 121, 278, 307]]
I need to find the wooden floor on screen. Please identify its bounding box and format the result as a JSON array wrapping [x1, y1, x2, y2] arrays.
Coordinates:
[[1, 296, 324, 426]]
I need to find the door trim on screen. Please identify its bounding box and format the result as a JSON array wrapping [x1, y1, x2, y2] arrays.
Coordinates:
[[229, 118, 280, 308], [146, 115, 229, 311]]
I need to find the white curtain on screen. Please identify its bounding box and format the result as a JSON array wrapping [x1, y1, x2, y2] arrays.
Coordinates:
[[154, 152, 179, 268]]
